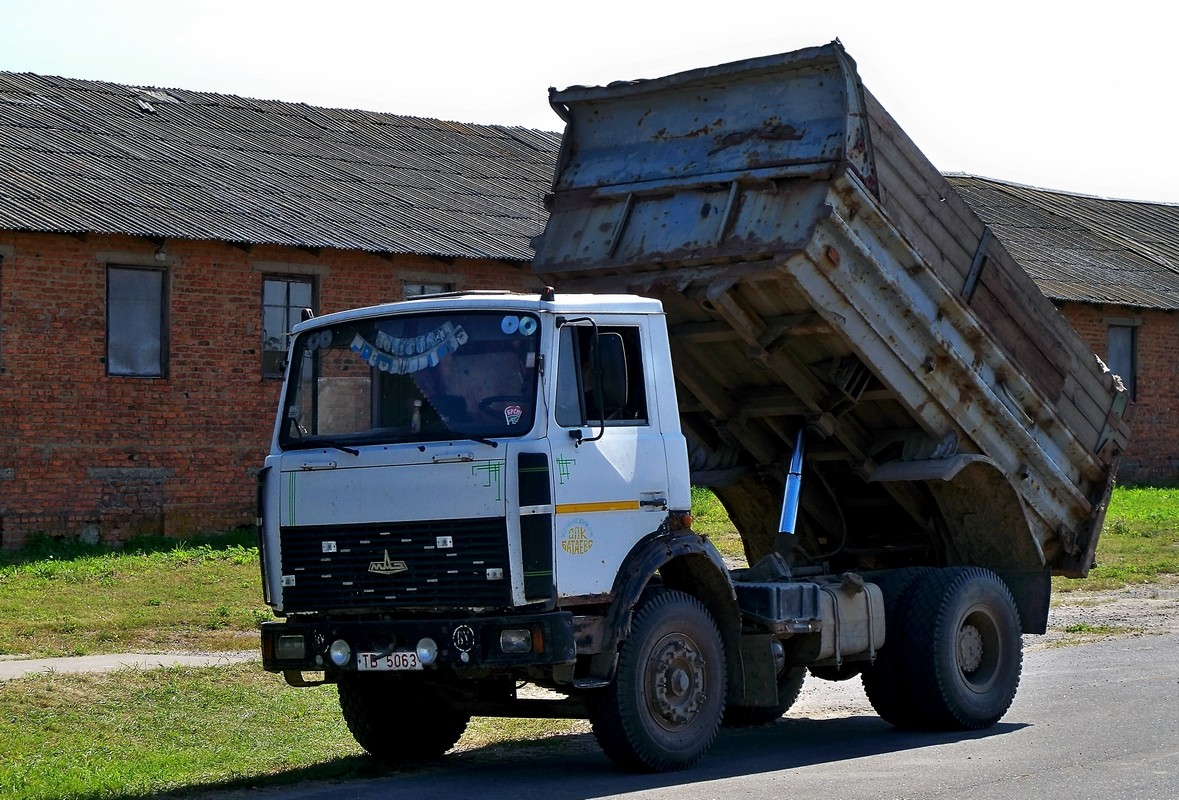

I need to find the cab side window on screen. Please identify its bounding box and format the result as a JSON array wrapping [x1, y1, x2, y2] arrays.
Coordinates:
[[555, 325, 648, 427]]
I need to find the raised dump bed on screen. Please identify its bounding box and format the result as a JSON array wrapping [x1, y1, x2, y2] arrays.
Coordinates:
[[532, 41, 1130, 580]]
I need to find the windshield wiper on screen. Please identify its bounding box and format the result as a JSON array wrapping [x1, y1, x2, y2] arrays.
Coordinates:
[[442, 432, 498, 448], [283, 440, 360, 456], [419, 429, 499, 448]]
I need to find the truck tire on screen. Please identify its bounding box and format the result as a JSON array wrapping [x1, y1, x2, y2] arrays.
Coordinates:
[[902, 567, 1023, 729], [337, 673, 470, 762], [685, 434, 743, 472], [588, 588, 726, 772], [723, 666, 806, 726], [860, 567, 932, 727]]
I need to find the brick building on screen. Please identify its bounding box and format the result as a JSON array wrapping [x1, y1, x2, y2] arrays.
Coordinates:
[[0, 73, 1174, 548], [0, 73, 557, 548], [948, 176, 1179, 484]]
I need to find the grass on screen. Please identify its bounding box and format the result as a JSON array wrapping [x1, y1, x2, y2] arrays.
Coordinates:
[[0, 662, 586, 800], [691, 485, 745, 562], [1054, 485, 1179, 592], [1062, 622, 1135, 636], [0, 529, 268, 658]]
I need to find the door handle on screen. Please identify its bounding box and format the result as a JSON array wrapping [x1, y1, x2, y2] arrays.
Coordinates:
[[299, 460, 338, 471]]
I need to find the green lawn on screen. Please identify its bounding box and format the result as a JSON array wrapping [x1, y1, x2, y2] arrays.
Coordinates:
[[691, 485, 744, 561], [0, 530, 268, 658], [1058, 485, 1179, 592], [0, 662, 586, 800]]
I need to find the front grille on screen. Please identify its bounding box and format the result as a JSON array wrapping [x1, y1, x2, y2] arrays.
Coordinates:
[[279, 518, 511, 611]]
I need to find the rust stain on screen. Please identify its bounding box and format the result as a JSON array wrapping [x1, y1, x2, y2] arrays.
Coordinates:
[[709, 122, 805, 156], [652, 118, 725, 141]]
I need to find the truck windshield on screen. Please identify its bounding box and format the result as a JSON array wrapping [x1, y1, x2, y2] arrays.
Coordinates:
[[279, 310, 540, 448]]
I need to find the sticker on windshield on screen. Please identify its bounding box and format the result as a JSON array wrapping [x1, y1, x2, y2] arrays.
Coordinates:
[[504, 404, 523, 425], [349, 321, 468, 374], [501, 316, 537, 336], [304, 329, 334, 352]]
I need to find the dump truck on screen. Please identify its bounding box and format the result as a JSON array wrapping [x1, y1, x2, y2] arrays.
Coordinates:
[[256, 42, 1130, 772]]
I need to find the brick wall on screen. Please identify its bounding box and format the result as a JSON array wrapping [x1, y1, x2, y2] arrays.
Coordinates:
[[1059, 302, 1179, 485], [0, 231, 537, 548]]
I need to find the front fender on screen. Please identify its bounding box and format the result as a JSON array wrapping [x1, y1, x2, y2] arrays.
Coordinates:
[[601, 526, 737, 652]]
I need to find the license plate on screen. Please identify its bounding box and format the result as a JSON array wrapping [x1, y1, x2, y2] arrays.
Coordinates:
[[357, 651, 423, 671]]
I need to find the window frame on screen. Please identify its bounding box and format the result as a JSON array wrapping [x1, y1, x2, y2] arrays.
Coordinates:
[[403, 281, 453, 299], [262, 275, 316, 380], [1106, 321, 1139, 400], [555, 323, 649, 428], [106, 264, 168, 378]]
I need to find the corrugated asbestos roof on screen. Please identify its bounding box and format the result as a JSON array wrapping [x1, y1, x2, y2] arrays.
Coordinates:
[[2, 71, 1175, 307], [946, 175, 1179, 310], [0, 72, 562, 261]]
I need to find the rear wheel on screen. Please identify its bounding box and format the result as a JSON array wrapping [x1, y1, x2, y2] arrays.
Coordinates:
[[588, 589, 726, 772], [902, 567, 1023, 729], [860, 567, 932, 727], [337, 673, 471, 762]]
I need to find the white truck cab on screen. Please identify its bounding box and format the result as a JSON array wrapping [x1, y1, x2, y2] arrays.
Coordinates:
[[259, 289, 691, 616]]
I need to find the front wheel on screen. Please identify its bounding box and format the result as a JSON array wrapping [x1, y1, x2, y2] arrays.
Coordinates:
[[338, 673, 471, 762], [902, 567, 1023, 729], [588, 589, 726, 772]]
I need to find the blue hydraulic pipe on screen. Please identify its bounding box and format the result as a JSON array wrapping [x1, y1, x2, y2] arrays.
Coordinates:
[[778, 428, 805, 535]]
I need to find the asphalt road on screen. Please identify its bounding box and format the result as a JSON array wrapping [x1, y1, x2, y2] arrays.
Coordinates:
[[205, 632, 1179, 800]]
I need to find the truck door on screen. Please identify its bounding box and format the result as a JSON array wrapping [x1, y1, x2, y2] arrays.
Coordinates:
[[549, 321, 670, 598]]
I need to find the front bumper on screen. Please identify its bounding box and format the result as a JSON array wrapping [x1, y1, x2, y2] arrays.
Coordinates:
[[260, 611, 576, 673]]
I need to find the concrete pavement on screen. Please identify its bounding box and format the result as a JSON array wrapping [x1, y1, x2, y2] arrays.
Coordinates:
[[0, 651, 257, 681]]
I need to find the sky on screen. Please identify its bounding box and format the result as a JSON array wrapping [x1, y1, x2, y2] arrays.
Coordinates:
[[1, 1, 1174, 203]]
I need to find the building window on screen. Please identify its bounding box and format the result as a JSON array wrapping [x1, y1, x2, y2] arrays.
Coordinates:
[[1107, 324, 1138, 400], [404, 282, 451, 298], [263, 276, 314, 378], [107, 266, 167, 377]]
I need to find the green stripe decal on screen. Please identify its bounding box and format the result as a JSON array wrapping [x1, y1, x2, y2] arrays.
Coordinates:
[[287, 472, 297, 526]]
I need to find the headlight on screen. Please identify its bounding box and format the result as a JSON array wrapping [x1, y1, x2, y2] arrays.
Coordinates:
[[328, 639, 352, 667], [499, 629, 532, 654], [416, 637, 439, 666], [275, 634, 306, 660]]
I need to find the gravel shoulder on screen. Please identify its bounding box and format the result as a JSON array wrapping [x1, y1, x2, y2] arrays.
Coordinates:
[[1030, 576, 1179, 650]]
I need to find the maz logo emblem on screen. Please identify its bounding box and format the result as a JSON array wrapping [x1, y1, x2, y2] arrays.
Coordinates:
[[368, 550, 408, 575]]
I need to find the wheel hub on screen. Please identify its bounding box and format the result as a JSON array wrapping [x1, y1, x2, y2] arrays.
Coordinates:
[[958, 623, 984, 673], [650, 639, 706, 727]]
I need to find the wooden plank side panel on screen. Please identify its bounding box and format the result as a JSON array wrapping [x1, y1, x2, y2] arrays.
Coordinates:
[[864, 90, 1120, 459], [868, 142, 1097, 440], [867, 104, 1066, 376]]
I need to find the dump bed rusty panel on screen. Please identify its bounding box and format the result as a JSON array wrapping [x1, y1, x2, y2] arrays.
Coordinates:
[[532, 43, 1129, 577]]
